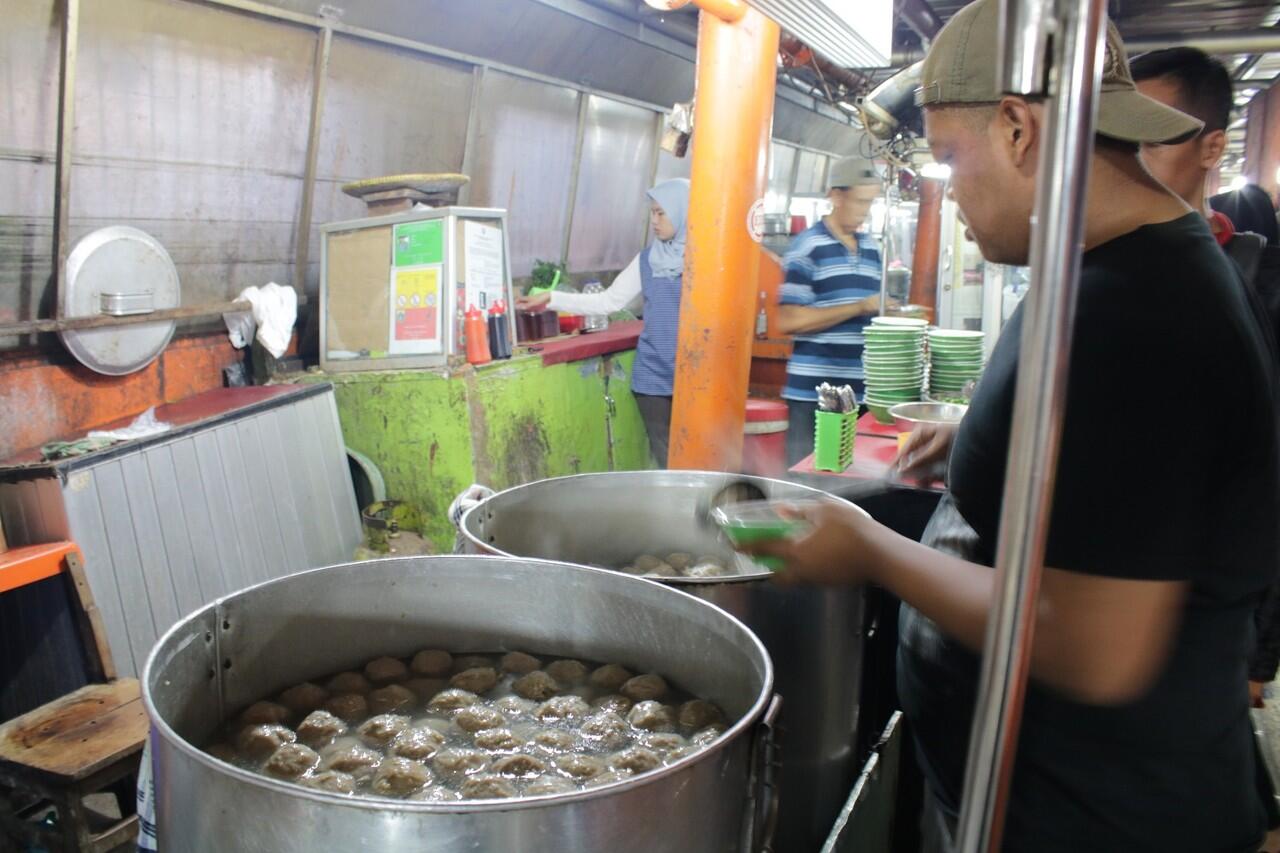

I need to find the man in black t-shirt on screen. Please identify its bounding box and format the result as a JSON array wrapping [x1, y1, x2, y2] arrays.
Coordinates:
[[1130, 43, 1280, 711], [748, 1, 1280, 851]]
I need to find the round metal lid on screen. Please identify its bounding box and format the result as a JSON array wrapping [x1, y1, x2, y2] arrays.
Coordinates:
[[59, 226, 181, 376]]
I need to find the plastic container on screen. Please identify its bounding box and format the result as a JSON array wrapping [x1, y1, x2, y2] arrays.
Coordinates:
[[539, 310, 560, 339], [464, 304, 491, 365], [582, 281, 609, 332], [558, 314, 585, 335], [814, 410, 857, 471], [711, 500, 809, 572], [516, 309, 559, 343]]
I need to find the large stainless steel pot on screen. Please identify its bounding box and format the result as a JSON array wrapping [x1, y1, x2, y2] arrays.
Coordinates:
[[461, 471, 868, 850], [143, 556, 776, 853]]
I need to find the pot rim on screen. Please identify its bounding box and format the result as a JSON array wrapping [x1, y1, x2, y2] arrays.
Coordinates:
[[142, 554, 775, 814], [460, 470, 869, 585]]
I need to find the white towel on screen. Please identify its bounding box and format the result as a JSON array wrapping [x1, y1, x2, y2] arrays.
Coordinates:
[[223, 283, 298, 359]]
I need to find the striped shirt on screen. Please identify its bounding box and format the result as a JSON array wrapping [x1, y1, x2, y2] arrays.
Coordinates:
[[779, 222, 882, 402]]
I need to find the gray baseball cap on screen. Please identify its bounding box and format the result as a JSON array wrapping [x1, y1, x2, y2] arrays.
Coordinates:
[[827, 156, 882, 191], [917, 0, 1203, 145]]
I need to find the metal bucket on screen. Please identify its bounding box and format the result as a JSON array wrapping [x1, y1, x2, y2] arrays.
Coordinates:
[[143, 556, 777, 853], [461, 471, 868, 850]]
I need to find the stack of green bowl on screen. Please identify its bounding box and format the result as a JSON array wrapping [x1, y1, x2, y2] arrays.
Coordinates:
[[863, 317, 928, 424], [928, 329, 985, 401]]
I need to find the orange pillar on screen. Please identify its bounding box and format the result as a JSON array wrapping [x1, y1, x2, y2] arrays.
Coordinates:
[[909, 177, 945, 321], [668, 2, 780, 472]]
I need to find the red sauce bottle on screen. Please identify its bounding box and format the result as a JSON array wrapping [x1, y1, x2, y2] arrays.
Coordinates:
[[465, 304, 491, 365]]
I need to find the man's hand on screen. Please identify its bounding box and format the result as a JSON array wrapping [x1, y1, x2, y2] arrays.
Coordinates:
[[858, 294, 899, 315], [1251, 680, 1266, 708], [894, 423, 958, 486], [515, 292, 551, 311], [743, 500, 881, 587]]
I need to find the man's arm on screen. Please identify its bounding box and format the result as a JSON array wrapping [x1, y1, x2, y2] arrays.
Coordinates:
[[775, 297, 883, 335], [753, 503, 1187, 705]]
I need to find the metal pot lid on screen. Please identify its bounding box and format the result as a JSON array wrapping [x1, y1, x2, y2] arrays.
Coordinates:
[[59, 226, 181, 376]]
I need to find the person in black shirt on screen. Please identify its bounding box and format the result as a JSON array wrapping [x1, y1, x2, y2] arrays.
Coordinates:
[[747, 1, 1280, 851], [1130, 45, 1280, 712]]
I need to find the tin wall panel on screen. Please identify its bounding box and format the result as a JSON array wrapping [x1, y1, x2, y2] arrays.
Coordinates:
[[35, 389, 361, 677], [118, 453, 184, 644], [72, 0, 315, 307], [232, 417, 290, 577], [169, 437, 234, 600], [60, 471, 136, 678], [193, 429, 256, 597], [468, 71, 580, 277], [795, 150, 832, 196], [260, 0, 697, 110], [654, 149, 693, 185], [249, 414, 311, 570], [90, 462, 161, 675], [767, 143, 799, 214], [214, 426, 271, 587], [307, 40, 476, 293], [142, 444, 207, 616], [566, 97, 657, 273], [310, 392, 363, 552], [0, 0, 59, 346], [274, 397, 345, 564]]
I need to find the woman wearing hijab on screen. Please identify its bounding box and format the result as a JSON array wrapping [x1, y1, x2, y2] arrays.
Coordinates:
[[517, 178, 689, 467]]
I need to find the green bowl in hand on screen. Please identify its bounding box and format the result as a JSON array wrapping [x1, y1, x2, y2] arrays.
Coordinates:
[[711, 501, 807, 571]]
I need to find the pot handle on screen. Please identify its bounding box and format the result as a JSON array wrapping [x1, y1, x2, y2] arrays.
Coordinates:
[[746, 694, 783, 853]]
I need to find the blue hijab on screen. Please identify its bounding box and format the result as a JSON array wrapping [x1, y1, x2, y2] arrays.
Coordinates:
[[645, 178, 690, 279]]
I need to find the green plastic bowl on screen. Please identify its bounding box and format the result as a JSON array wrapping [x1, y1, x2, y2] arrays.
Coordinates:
[[867, 401, 896, 425], [712, 501, 808, 572]]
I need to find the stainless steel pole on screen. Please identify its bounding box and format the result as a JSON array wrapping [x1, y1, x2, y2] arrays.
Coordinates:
[[952, 0, 1108, 850]]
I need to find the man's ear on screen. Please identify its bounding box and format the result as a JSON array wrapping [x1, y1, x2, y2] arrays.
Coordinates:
[[1199, 128, 1228, 170], [996, 96, 1038, 169]]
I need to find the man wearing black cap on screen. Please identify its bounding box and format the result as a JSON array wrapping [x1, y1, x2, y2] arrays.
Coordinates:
[[746, 0, 1280, 849]]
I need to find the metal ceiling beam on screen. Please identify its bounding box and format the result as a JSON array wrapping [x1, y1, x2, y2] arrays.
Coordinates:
[[898, 0, 943, 40], [1234, 54, 1263, 79], [525, 0, 697, 59], [892, 27, 1280, 66], [1125, 28, 1280, 56]]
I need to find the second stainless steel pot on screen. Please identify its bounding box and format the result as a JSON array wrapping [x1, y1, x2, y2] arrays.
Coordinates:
[[461, 471, 868, 850]]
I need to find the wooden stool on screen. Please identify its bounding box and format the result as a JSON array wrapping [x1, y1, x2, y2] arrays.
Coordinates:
[[0, 549, 148, 852]]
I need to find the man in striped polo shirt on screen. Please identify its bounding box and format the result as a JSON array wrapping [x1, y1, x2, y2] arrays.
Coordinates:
[[776, 155, 888, 464]]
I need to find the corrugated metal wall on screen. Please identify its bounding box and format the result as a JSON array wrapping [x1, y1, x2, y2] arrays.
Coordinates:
[[74, 0, 316, 304], [0, 387, 362, 678], [0, 0, 60, 329], [2, 0, 860, 346], [567, 97, 659, 273], [469, 70, 583, 275]]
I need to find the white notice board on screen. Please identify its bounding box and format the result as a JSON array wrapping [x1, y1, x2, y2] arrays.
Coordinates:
[[463, 221, 506, 311]]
